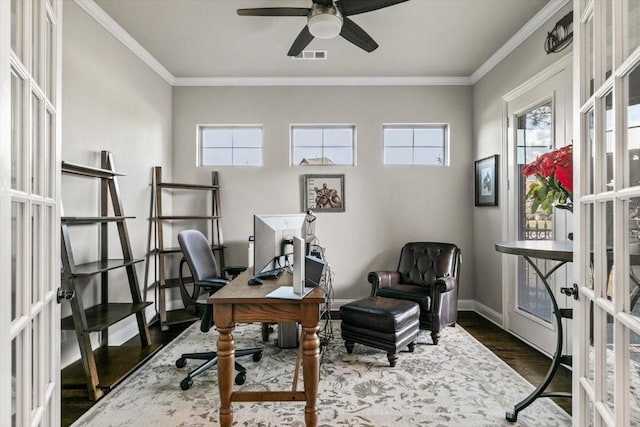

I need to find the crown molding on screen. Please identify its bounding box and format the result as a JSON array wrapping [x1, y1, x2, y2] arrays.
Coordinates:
[[172, 76, 473, 87], [470, 0, 570, 84], [74, 0, 175, 85], [76, 0, 568, 88]]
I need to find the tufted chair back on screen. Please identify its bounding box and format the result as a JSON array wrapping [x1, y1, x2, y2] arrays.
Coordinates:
[[397, 242, 461, 287]]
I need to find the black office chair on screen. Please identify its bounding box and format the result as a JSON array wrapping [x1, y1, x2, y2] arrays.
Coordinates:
[[175, 229, 262, 390]]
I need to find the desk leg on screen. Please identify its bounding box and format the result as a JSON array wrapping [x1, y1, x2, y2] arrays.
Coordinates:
[[216, 324, 235, 427], [302, 322, 320, 427]]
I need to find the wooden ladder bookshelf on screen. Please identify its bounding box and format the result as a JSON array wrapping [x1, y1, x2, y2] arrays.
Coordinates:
[[146, 166, 228, 331], [60, 151, 162, 401]]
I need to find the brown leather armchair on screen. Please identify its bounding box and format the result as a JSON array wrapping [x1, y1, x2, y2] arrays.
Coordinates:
[[367, 242, 461, 345]]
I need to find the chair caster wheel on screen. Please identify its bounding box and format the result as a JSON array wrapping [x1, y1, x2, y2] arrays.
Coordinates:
[[175, 357, 187, 368], [506, 411, 517, 422], [180, 377, 193, 390], [253, 352, 262, 362], [235, 372, 246, 385]]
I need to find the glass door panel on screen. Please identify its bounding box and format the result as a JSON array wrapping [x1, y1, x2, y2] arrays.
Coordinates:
[[517, 101, 554, 323]]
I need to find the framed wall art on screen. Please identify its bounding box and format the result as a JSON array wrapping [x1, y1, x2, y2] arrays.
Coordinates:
[[475, 155, 499, 207], [304, 174, 345, 213]]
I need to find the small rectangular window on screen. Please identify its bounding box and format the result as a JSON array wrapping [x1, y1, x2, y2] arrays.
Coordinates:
[[291, 125, 355, 166], [199, 125, 262, 166], [383, 124, 448, 166]]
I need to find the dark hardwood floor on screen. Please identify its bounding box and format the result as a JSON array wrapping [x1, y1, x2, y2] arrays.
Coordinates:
[[62, 311, 571, 426]]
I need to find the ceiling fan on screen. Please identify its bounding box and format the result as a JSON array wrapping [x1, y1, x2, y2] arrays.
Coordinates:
[[237, 0, 409, 56]]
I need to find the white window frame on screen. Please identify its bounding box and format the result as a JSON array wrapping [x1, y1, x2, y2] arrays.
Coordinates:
[[198, 124, 263, 167], [290, 124, 356, 166], [383, 123, 449, 166]]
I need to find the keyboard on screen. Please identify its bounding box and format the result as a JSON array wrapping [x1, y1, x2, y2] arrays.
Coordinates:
[[257, 268, 284, 280]]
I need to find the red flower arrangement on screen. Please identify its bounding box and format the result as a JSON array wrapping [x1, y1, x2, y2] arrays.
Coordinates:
[[522, 144, 573, 214]]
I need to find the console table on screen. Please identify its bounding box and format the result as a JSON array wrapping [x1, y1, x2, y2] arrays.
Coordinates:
[[209, 270, 325, 427], [495, 240, 573, 422]]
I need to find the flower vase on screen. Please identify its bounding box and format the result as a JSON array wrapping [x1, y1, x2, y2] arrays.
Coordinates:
[[554, 203, 573, 213]]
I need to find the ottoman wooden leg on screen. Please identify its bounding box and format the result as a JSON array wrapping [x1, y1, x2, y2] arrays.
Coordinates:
[[387, 352, 398, 367], [345, 341, 354, 354], [407, 341, 416, 353], [431, 331, 440, 345]]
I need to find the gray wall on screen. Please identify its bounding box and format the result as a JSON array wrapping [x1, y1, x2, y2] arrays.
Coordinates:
[[60, 1, 172, 367], [472, 3, 573, 317], [172, 85, 474, 301]]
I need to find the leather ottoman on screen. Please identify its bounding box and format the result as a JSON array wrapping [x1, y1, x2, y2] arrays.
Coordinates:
[[340, 296, 420, 367]]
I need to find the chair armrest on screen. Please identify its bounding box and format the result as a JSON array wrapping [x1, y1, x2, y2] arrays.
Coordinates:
[[432, 276, 457, 294], [367, 271, 401, 295], [197, 278, 228, 292]]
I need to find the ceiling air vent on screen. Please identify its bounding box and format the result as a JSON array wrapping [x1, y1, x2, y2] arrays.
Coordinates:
[[292, 50, 327, 60]]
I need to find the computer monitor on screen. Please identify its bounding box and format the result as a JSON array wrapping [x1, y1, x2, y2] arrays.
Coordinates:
[[253, 213, 306, 274]]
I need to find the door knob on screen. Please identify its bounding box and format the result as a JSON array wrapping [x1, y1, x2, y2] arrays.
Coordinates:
[[560, 283, 579, 300]]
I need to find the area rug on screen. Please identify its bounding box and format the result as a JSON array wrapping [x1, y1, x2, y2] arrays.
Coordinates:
[[72, 321, 571, 426]]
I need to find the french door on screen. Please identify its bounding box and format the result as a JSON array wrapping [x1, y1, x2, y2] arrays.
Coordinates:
[[504, 57, 574, 355], [0, 0, 62, 425], [573, 0, 640, 425]]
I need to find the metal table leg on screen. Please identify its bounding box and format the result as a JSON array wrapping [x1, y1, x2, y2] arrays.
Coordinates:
[[506, 256, 572, 422]]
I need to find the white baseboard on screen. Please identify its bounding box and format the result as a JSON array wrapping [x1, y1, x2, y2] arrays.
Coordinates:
[[469, 301, 504, 328]]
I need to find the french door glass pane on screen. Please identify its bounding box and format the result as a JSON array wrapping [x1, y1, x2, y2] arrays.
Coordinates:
[[31, 204, 42, 305], [587, 15, 595, 97], [11, 201, 24, 321], [31, 0, 41, 86], [630, 329, 640, 424], [10, 0, 23, 60], [606, 312, 614, 412], [587, 109, 595, 195], [606, 200, 614, 301], [604, 0, 613, 80], [45, 109, 54, 198], [12, 335, 21, 427], [588, 301, 595, 382], [605, 92, 615, 191], [45, 13, 53, 101], [629, 0, 640, 58], [31, 93, 42, 196], [587, 202, 595, 291], [628, 65, 640, 189], [31, 318, 39, 412], [11, 68, 24, 191], [630, 196, 640, 317], [516, 101, 554, 323]]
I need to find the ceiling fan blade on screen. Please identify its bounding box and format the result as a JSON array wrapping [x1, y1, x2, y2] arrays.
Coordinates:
[[337, 0, 409, 16], [312, 0, 333, 5], [237, 8, 310, 17], [287, 26, 315, 56], [340, 17, 378, 52]]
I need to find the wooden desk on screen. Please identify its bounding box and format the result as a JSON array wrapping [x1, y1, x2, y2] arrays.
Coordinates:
[[209, 270, 325, 427], [495, 240, 573, 422]]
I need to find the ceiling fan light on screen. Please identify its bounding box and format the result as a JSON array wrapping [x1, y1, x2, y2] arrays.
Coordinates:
[[308, 13, 343, 39]]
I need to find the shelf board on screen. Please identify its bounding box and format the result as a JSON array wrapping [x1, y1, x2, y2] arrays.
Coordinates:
[[157, 182, 219, 190], [157, 215, 221, 220], [61, 302, 153, 331], [68, 259, 144, 277], [62, 216, 134, 225], [61, 161, 124, 178], [61, 343, 162, 393], [164, 308, 199, 325], [160, 277, 193, 289]]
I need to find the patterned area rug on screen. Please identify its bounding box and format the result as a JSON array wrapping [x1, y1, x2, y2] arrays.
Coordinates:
[[72, 321, 571, 426]]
